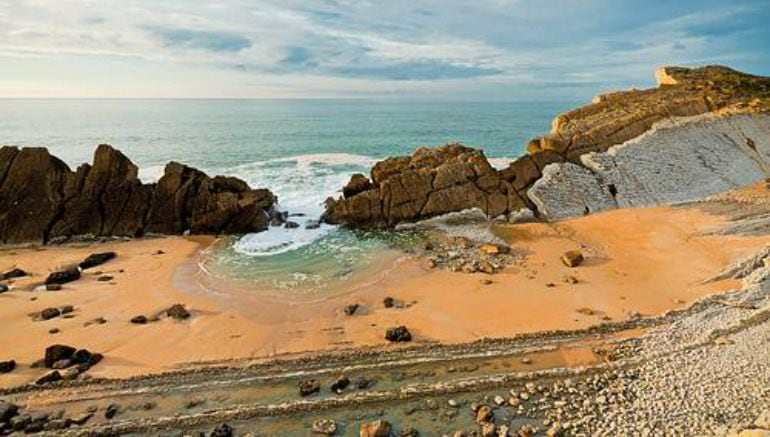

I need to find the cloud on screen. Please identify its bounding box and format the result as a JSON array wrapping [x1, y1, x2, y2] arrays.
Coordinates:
[[0, 0, 768, 97], [146, 27, 252, 53], [331, 61, 501, 81]]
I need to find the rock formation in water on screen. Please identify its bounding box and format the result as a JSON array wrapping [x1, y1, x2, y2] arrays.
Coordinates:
[[0, 144, 276, 244], [324, 65, 770, 227]]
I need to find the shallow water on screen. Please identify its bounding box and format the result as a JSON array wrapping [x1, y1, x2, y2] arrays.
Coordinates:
[[0, 98, 575, 293]]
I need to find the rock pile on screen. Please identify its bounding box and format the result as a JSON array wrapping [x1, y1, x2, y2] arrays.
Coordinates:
[[0, 144, 276, 244]]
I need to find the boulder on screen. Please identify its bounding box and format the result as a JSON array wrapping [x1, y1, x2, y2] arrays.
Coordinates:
[[44, 344, 76, 368], [0, 145, 276, 244], [561, 250, 585, 267], [45, 268, 81, 285], [385, 326, 412, 342], [79, 252, 116, 270], [343, 173, 373, 198], [360, 420, 392, 437]]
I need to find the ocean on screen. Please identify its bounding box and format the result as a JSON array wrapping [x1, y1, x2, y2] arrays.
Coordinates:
[[0, 98, 576, 294]]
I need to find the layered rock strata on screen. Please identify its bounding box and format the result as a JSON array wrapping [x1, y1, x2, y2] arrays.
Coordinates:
[[324, 65, 770, 227], [0, 144, 276, 244]]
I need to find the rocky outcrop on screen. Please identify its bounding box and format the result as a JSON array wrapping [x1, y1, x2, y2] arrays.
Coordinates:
[[326, 65, 770, 227], [0, 144, 276, 244], [323, 144, 527, 227], [529, 113, 770, 220]]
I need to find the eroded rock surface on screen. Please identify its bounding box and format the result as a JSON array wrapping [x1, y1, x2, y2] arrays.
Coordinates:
[[0, 144, 276, 244]]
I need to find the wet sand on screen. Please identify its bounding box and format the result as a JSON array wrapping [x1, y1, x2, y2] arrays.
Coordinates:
[[1, 191, 768, 387]]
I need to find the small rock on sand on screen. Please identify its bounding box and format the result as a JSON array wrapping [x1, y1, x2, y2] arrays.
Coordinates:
[[44, 268, 81, 285], [1, 268, 28, 280], [385, 326, 412, 342], [344, 303, 359, 316], [78, 252, 116, 270], [165, 304, 191, 320], [331, 376, 350, 393], [40, 308, 61, 320], [104, 403, 120, 419], [298, 379, 320, 396], [383, 297, 395, 308], [130, 315, 148, 324], [0, 284, 8, 294], [0, 360, 16, 373], [561, 250, 584, 267]]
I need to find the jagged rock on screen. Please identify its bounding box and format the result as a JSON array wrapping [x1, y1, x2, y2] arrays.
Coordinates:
[[0, 402, 19, 423], [360, 420, 392, 437], [343, 173, 373, 198], [104, 403, 120, 420], [45, 268, 81, 285], [561, 250, 584, 267], [344, 303, 359, 316], [383, 297, 395, 308], [475, 404, 494, 425], [0, 145, 275, 244], [79, 252, 116, 270], [324, 144, 516, 227], [385, 326, 412, 342], [0, 360, 15, 373], [1, 268, 27, 280]]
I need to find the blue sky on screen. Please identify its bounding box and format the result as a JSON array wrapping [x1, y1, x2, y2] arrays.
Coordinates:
[[0, 0, 768, 99]]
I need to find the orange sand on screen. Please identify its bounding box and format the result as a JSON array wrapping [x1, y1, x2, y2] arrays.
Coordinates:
[[0, 201, 767, 387]]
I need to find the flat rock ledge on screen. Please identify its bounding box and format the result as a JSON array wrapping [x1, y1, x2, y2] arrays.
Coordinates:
[[0, 144, 276, 244], [324, 65, 770, 228]]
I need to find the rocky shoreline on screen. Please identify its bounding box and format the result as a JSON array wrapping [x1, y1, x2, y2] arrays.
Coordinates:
[[0, 144, 277, 245], [324, 66, 770, 228]]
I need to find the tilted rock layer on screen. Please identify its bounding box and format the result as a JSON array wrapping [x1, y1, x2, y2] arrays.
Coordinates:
[[325, 65, 770, 227], [0, 145, 275, 244]]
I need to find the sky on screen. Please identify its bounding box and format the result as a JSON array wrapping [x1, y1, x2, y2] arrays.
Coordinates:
[[0, 0, 769, 99]]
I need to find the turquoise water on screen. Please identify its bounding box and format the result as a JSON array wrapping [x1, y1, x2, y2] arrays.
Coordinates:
[[0, 98, 575, 292]]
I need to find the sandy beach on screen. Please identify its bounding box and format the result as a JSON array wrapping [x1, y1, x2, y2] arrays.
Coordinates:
[[2, 186, 768, 390]]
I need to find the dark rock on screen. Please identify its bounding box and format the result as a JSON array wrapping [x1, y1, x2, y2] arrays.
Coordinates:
[[210, 423, 234, 437], [356, 376, 374, 389], [130, 315, 148, 324], [0, 284, 8, 294], [61, 305, 74, 314], [475, 404, 493, 425], [0, 401, 19, 422], [49, 328, 60, 334], [44, 344, 76, 367], [385, 326, 412, 342], [36, 370, 62, 385], [97, 275, 114, 282], [298, 379, 320, 396], [9, 413, 30, 430], [344, 303, 359, 316], [40, 307, 61, 320], [0, 268, 27, 280], [383, 297, 395, 308], [45, 268, 81, 285], [104, 403, 120, 419], [0, 145, 276, 244], [78, 252, 116, 270], [165, 304, 191, 320], [43, 418, 70, 431], [84, 316, 107, 326], [561, 250, 584, 267], [284, 221, 300, 229], [0, 359, 15, 373], [46, 284, 62, 291], [305, 220, 321, 229], [331, 375, 350, 393]]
